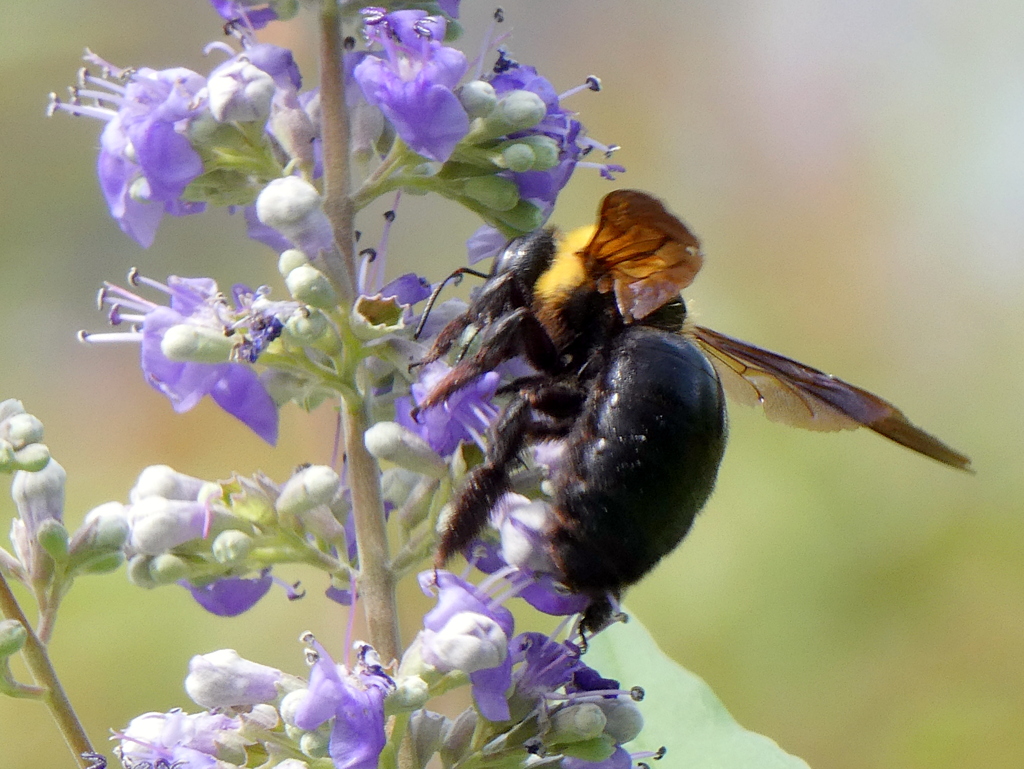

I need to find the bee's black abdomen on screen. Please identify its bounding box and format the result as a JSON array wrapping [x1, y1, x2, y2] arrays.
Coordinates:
[[552, 326, 727, 595]]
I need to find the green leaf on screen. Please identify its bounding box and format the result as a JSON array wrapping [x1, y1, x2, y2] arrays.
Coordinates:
[[584, 613, 812, 769]]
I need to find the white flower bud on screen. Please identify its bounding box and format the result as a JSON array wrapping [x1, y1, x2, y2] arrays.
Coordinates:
[[186, 649, 285, 709], [459, 80, 497, 118], [364, 422, 447, 479], [212, 529, 253, 564], [256, 177, 330, 248], [0, 399, 26, 422], [73, 502, 130, 552], [275, 465, 340, 517], [12, 460, 65, 531], [160, 324, 235, 363], [421, 611, 508, 674], [278, 248, 309, 277], [131, 465, 212, 503], [208, 59, 276, 123], [549, 703, 607, 743], [127, 497, 209, 554], [279, 688, 309, 728], [4, 413, 44, 448]]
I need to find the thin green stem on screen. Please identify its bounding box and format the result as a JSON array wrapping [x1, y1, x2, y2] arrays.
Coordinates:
[[0, 572, 94, 768], [318, 2, 357, 302], [344, 397, 401, 663], [317, 0, 402, 665]]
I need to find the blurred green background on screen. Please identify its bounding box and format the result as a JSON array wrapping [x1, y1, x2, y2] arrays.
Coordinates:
[[1, 1, 1021, 767]]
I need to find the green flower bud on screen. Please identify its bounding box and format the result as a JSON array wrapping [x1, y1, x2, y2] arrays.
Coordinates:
[[278, 248, 309, 278], [515, 134, 560, 170], [493, 199, 545, 234], [212, 529, 254, 565], [160, 324, 234, 364], [549, 703, 607, 743], [126, 554, 157, 589], [0, 620, 28, 657], [286, 264, 338, 309], [299, 729, 330, 759], [558, 735, 617, 763], [276, 466, 341, 517], [495, 90, 546, 130], [458, 80, 497, 118], [500, 142, 536, 172], [75, 550, 125, 575], [595, 698, 644, 744], [11, 443, 51, 473], [364, 422, 447, 479], [148, 553, 190, 585], [283, 308, 335, 350], [36, 519, 69, 562], [462, 176, 520, 212], [390, 674, 430, 711]]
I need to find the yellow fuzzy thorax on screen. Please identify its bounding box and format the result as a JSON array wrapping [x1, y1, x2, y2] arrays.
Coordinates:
[[532, 224, 597, 303]]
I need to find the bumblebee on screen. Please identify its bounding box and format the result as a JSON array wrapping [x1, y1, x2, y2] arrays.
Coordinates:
[[418, 190, 972, 632]]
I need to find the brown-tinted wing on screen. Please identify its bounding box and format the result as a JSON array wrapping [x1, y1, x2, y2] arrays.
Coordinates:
[[583, 190, 704, 322], [692, 325, 973, 471]]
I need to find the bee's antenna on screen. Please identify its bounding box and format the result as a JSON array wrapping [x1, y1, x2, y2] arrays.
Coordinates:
[[413, 267, 489, 341]]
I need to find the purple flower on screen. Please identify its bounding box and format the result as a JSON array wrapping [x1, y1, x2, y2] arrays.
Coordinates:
[[511, 632, 584, 699], [292, 639, 394, 769], [84, 271, 285, 444], [437, 0, 460, 17], [419, 570, 514, 721], [353, 8, 469, 162], [395, 361, 499, 457], [186, 570, 274, 616], [472, 538, 591, 618], [50, 53, 208, 247], [116, 709, 240, 769], [209, 0, 278, 30]]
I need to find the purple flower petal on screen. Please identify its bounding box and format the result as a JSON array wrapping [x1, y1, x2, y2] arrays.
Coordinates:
[[209, 0, 278, 30], [209, 366, 279, 445], [185, 570, 273, 616]]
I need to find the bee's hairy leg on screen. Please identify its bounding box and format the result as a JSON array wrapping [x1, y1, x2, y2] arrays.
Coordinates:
[[436, 396, 534, 565], [419, 307, 560, 412]]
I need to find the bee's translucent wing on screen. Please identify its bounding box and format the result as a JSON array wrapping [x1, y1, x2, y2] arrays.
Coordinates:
[[692, 325, 972, 471], [583, 190, 704, 321]]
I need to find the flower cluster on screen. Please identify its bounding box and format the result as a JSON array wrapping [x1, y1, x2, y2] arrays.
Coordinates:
[[8, 4, 683, 769]]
